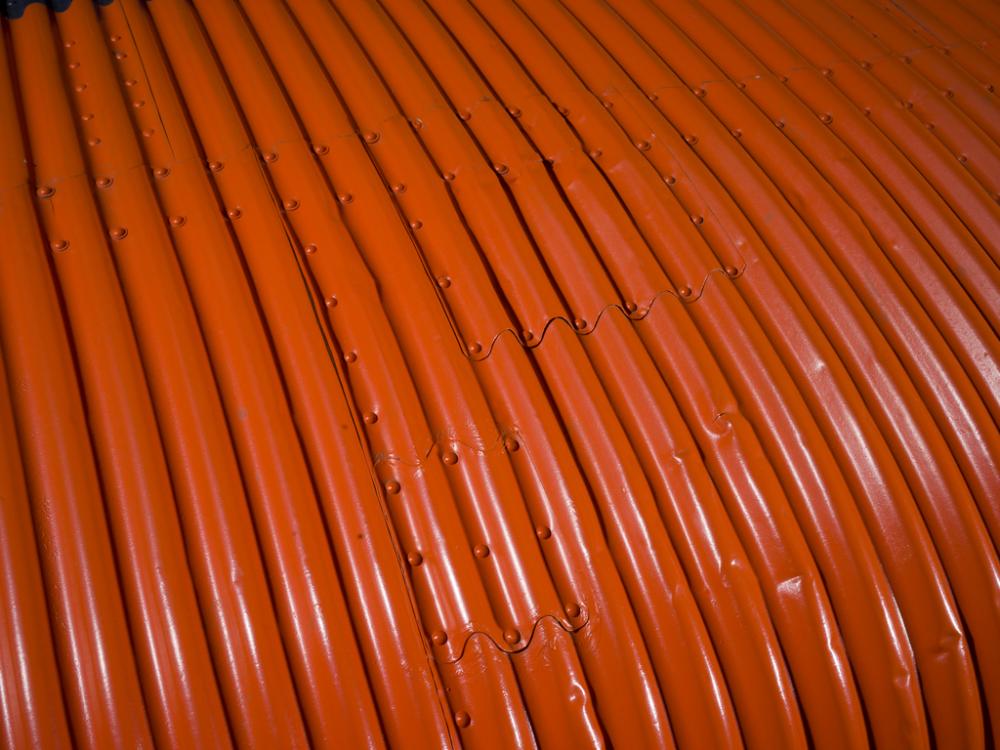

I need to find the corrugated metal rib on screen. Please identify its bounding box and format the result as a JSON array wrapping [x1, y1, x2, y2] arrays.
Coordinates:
[[0, 0, 997, 748]]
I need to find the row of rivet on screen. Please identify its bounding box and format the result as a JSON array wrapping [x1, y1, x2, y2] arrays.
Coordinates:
[[335, 43, 966, 174], [37, 178, 740, 306], [48, 38, 155, 248], [243, 129, 563, 688], [585, 102, 739, 304], [721, 61, 979, 166], [656, 163, 744, 282], [662, 61, 987, 158], [688, 53, 984, 186]]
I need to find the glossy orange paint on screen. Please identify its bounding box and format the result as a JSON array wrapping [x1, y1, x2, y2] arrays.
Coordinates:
[[0, 0, 997, 748]]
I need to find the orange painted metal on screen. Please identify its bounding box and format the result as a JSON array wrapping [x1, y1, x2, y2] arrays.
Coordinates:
[[1, 0, 998, 748]]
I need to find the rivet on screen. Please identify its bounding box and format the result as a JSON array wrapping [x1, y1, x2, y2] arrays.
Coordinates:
[[96, 176, 113, 188], [624, 301, 638, 312], [460, 110, 472, 121], [392, 183, 406, 193], [443, 172, 456, 182], [313, 144, 329, 155], [109, 35, 121, 43], [410, 219, 423, 230], [263, 152, 277, 163], [473, 544, 490, 558], [945, 89, 954, 99], [903, 101, 913, 110], [493, 164, 509, 175], [339, 193, 353, 204], [68, 61, 80, 70], [679, 286, 693, 297], [860, 60, 871, 70], [442, 450, 458, 465], [437, 276, 451, 288], [635, 140, 651, 151], [648, 92, 659, 102], [522, 330, 535, 343], [731, 129, 742, 138], [504, 437, 520, 453], [901, 55, 911, 64], [284, 199, 299, 211], [411, 118, 424, 130], [363, 411, 378, 424], [75, 83, 87, 93], [987, 84, 995, 93], [685, 134, 699, 145], [109, 227, 128, 240], [154, 167, 170, 178], [779, 75, 789, 83], [344, 350, 358, 363], [665, 175, 676, 185], [88, 137, 102, 147], [142, 129, 155, 138], [725, 265, 739, 277], [326, 295, 338, 308], [863, 107, 872, 117], [691, 215, 704, 225], [124, 79, 137, 87], [209, 161, 224, 172], [573, 318, 587, 330], [36, 186, 54, 198], [694, 87, 706, 97], [821, 113, 833, 123], [407, 550, 422, 566], [467, 342, 482, 354], [565, 602, 581, 618], [589, 148, 602, 159], [132, 100, 144, 109], [508, 107, 521, 118], [925, 122, 935, 131], [81, 113, 94, 121], [304, 243, 317, 255], [169, 216, 186, 227], [502, 628, 520, 645], [364, 131, 380, 144], [602, 100, 613, 109], [227, 208, 242, 219], [431, 631, 448, 645], [737, 81, 747, 90], [822, 68, 833, 77], [774, 119, 784, 129], [114, 51, 127, 60], [64, 40, 76, 48], [51, 240, 69, 252], [536, 525, 551, 539], [958, 154, 968, 163], [454, 712, 471, 729], [385, 480, 401, 495]]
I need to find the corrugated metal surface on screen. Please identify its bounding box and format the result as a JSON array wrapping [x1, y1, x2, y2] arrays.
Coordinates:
[[0, 0, 997, 747]]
